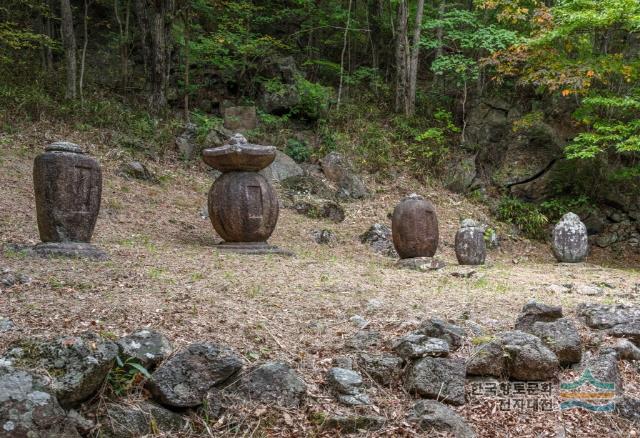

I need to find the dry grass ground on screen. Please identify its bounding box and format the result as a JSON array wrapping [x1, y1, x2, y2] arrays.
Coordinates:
[[1, 123, 639, 437]]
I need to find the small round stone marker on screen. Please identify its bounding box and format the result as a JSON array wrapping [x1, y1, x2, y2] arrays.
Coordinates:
[[552, 212, 588, 263], [455, 219, 486, 265]]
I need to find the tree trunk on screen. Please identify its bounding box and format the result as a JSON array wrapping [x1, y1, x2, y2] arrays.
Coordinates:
[[79, 0, 89, 104], [60, 0, 77, 99], [407, 0, 425, 115], [183, 2, 190, 121], [394, 0, 409, 114], [337, 0, 353, 110]]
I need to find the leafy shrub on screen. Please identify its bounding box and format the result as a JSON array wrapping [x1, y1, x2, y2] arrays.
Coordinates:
[[293, 76, 332, 120], [284, 138, 311, 163], [106, 356, 152, 396], [497, 197, 549, 240]]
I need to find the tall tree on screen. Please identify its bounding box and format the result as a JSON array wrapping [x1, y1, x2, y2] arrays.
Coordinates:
[[60, 0, 77, 99]]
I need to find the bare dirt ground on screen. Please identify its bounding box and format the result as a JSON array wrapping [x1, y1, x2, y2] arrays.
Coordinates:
[[1, 123, 639, 437]]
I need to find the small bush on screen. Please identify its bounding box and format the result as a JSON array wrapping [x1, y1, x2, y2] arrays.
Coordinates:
[[497, 197, 549, 240], [284, 138, 311, 162]]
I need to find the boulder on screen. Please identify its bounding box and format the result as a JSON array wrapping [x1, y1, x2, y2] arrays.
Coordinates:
[[0, 317, 15, 332], [514, 301, 563, 332], [0, 268, 32, 288], [392, 334, 450, 360], [281, 175, 335, 200], [615, 339, 640, 361], [175, 123, 198, 160], [327, 367, 370, 406], [259, 151, 303, 182], [100, 401, 188, 437], [320, 152, 369, 200], [580, 349, 622, 394], [146, 343, 243, 408], [235, 362, 306, 408], [311, 229, 337, 246], [3, 332, 118, 408], [408, 400, 476, 437], [415, 318, 465, 350], [405, 357, 466, 406], [357, 353, 403, 386], [614, 396, 640, 423], [259, 84, 300, 115], [529, 318, 582, 366], [223, 106, 257, 131], [552, 213, 589, 263], [291, 196, 345, 223], [466, 331, 559, 380], [455, 219, 486, 265], [0, 365, 80, 437], [360, 224, 398, 258], [118, 161, 154, 181], [116, 329, 172, 369], [578, 303, 640, 344], [444, 155, 478, 194]]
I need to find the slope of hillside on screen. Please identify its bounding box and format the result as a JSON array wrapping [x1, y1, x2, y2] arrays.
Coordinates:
[[1, 123, 639, 437]]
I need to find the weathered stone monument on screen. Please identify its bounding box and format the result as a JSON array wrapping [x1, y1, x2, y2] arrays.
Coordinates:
[[392, 194, 439, 259], [30, 142, 106, 259], [455, 219, 486, 265], [202, 134, 290, 254], [552, 212, 588, 263]]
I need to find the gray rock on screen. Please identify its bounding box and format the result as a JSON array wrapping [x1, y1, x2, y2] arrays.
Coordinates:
[[345, 330, 381, 351], [466, 331, 559, 380], [66, 409, 95, 435], [529, 318, 582, 366], [0, 365, 80, 437], [408, 399, 476, 437], [175, 123, 198, 160], [116, 329, 172, 369], [360, 223, 398, 257], [119, 161, 154, 181], [615, 339, 640, 361], [327, 367, 362, 395], [0, 317, 15, 332], [397, 257, 446, 272], [357, 353, 403, 386], [392, 334, 450, 360], [321, 415, 385, 432], [444, 155, 477, 194], [573, 284, 604, 296], [235, 361, 306, 408], [101, 401, 188, 437], [514, 301, 563, 332], [0, 268, 31, 288], [223, 106, 257, 132], [336, 393, 370, 406], [10, 242, 108, 261], [281, 175, 335, 200], [546, 284, 571, 294], [146, 343, 243, 408], [581, 350, 622, 394], [259, 150, 303, 182], [291, 196, 345, 223], [260, 84, 300, 115], [415, 318, 465, 350], [312, 229, 337, 246], [614, 396, 640, 423], [455, 220, 486, 265], [320, 152, 369, 200], [552, 213, 589, 263], [349, 315, 368, 328], [405, 357, 466, 406], [3, 332, 118, 408], [578, 303, 640, 344]]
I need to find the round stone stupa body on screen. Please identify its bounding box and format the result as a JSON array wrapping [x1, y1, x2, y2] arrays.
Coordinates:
[[552, 212, 588, 263], [455, 219, 486, 265], [31, 142, 106, 259], [203, 134, 289, 254], [392, 194, 439, 259]]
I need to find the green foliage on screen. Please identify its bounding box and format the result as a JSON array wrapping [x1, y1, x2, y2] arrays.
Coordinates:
[[284, 138, 311, 163], [106, 356, 152, 397], [191, 111, 223, 142], [293, 76, 332, 120], [497, 197, 549, 240]]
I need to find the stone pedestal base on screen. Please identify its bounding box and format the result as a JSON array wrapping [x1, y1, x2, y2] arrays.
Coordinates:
[[6, 242, 108, 261], [214, 242, 293, 256], [397, 257, 445, 272]]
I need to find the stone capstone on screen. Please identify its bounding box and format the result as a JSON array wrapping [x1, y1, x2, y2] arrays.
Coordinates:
[[514, 301, 563, 332], [392, 334, 450, 360], [116, 329, 172, 369]]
